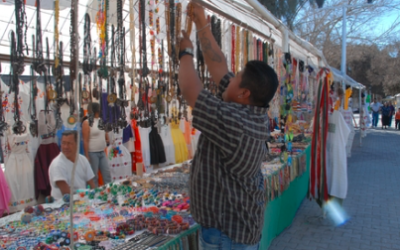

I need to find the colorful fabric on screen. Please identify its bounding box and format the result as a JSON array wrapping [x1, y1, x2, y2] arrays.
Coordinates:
[[170, 121, 188, 164], [107, 130, 132, 181], [149, 122, 166, 165], [131, 120, 143, 173], [0, 166, 11, 217], [310, 70, 329, 206]]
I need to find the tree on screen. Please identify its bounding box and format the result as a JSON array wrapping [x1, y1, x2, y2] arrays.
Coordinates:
[[258, 0, 310, 30], [292, 0, 400, 96]]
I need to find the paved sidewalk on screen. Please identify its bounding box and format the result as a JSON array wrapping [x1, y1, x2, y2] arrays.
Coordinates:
[[268, 128, 400, 250]]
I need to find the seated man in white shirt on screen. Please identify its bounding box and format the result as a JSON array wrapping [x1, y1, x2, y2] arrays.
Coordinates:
[[49, 130, 96, 200]]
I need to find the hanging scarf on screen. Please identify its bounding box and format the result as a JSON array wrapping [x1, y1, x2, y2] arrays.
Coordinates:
[[310, 69, 329, 206]]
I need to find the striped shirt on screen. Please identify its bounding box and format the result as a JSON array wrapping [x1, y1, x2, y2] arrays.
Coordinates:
[[190, 72, 268, 245]]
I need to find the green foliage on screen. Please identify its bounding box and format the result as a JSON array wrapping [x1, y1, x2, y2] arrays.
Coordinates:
[[258, 0, 310, 30]]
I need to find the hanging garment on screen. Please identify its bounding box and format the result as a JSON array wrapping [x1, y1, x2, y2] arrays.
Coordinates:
[[344, 88, 352, 110], [341, 108, 355, 158], [160, 124, 176, 166], [310, 71, 330, 206], [326, 111, 351, 199], [181, 119, 193, 159], [131, 120, 143, 173], [170, 120, 188, 164], [138, 126, 151, 168], [107, 129, 132, 181], [122, 124, 135, 153], [149, 122, 166, 165], [101, 93, 121, 124], [191, 128, 201, 155], [34, 111, 61, 199], [4, 133, 37, 213], [0, 166, 11, 217]]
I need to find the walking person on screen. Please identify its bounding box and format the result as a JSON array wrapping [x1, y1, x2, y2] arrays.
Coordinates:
[[395, 108, 400, 130], [178, 3, 279, 249], [82, 102, 111, 187], [388, 101, 395, 127], [370, 98, 382, 127], [381, 102, 391, 129]]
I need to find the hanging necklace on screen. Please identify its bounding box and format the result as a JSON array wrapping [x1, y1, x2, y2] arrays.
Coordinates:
[[68, 0, 78, 126], [46, 37, 56, 105], [243, 29, 248, 66], [185, 3, 193, 35], [107, 25, 118, 132], [29, 64, 38, 137], [137, 0, 147, 127], [129, 0, 137, 120], [235, 25, 240, 74], [175, 3, 182, 65], [83, 13, 94, 126], [14, 0, 28, 75], [96, 0, 109, 130], [231, 24, 235, 74], [30, 33, 37, 133], [116, 0, 128, 129], [33, 0, 46, 76], [10, 31, 25, 134], [165, 0, 173, 105], [96, 0, 109, 78]]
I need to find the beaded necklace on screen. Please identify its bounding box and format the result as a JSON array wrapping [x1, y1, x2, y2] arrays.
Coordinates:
[[231, 25, 235, 74], [235, 26, 240, 74], [96, 0, 109, 78], [165, 0, 174, 115], [83, 13, 94, 126], [10, 31, 25, 134], [68, 0, 78, 126], [117, 0, 128, 129], [29, 63, 38, 137], [34, 0, 46, 76], [185, 3, 193, 35], [129, 0, 137, 121], [54, 0, 60, 69], [14, 0, 28, 75], [138, 0, 150, 127], [107, 25, 118, 132], [45, 37, 56, 105], [243, 29, 247, 67]]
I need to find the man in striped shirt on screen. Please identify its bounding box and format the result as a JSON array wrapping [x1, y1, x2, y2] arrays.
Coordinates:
[[178, 3, 279, 249]]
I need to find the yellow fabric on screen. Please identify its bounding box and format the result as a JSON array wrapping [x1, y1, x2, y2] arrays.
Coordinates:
[[170, 121, 188, 163], [334, 99, 341, 111], [344, 88, 352, 110]]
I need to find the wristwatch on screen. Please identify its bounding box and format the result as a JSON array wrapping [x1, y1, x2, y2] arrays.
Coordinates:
[[179, 48, 194, 60]]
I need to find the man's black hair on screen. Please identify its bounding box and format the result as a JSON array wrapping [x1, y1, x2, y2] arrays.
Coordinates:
[[62, 130, 78, 143], [240, 60, 279, 107], [87, 102, 101, 115]]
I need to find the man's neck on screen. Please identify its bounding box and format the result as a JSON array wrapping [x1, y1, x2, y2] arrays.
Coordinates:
[[63, 153, 76, 163], [67, 156, 75, 163]]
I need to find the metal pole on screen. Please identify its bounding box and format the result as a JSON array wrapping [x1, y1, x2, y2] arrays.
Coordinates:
[[69, 0, 79, 247], [341, 4, 347, 75]]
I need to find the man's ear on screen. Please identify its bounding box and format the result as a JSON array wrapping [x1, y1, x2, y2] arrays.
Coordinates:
[[242, 88, 251, 99]]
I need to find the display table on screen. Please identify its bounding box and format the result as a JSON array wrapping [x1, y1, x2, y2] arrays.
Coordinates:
[[260, 145, 311, 250], [0, 147, 310, 250]]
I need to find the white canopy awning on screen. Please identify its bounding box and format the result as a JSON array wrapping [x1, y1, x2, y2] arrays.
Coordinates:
[[330, 67, 365, 89]]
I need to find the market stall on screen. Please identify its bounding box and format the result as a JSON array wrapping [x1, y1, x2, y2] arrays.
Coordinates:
[[0, 0, 326, 248]]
